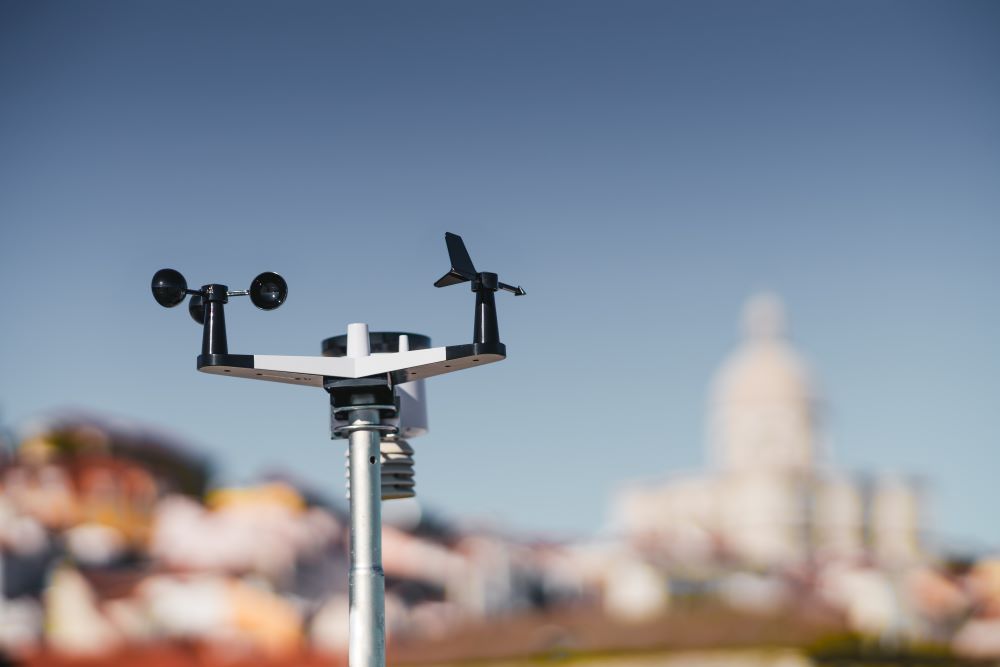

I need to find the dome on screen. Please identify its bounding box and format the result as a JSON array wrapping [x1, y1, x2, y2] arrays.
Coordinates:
[[713, 293, 814, 409], [708, 294, 819, 475]]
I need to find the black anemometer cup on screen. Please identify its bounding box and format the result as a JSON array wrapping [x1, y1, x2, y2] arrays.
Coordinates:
[[188, 294, 205, 324], [250, 272, 288, 310], [151, 268, 188, 308]]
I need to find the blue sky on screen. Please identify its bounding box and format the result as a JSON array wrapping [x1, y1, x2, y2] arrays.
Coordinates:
[[1, 1, 998, 547]]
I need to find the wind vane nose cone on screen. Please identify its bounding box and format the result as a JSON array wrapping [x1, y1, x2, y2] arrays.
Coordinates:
[[497, 281, 525, 296]]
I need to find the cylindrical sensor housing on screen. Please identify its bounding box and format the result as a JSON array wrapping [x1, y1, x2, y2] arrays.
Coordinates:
[[322, 331, 430, 439]]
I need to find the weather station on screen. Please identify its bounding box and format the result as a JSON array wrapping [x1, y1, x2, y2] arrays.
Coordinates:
[[150, 233, 525, 667]]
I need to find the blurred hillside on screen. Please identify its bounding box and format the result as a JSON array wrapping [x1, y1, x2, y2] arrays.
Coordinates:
[[1, 297, 998, 666]]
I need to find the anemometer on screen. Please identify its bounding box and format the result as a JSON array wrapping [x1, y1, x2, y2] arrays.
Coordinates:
[[151, 233, 524, 667]]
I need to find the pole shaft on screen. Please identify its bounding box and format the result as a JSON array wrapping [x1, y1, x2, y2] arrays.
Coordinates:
[[348, 408, 385, 667]]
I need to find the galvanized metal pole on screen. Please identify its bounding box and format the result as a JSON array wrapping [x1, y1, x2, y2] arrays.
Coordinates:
[[345, 323, 386, 667], [348, 408, 386, 667]]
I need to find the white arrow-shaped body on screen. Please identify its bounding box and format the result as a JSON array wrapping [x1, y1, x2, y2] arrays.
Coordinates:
[[197, 343, 505, 388]]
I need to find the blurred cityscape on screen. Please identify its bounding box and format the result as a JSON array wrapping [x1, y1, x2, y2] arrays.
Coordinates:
[[1, 295, 997, 666]]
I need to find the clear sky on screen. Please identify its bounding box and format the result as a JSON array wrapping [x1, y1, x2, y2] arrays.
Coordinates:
[[1, 1, 998, 548]]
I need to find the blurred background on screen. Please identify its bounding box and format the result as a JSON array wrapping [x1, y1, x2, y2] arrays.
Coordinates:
[[1, 1, 999, 665]]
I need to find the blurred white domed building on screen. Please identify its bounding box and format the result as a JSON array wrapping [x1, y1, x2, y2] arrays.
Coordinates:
[[612, 294, 923, 569]]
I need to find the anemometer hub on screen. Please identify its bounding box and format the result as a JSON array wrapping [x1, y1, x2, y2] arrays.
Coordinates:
[[150, 233, 524, 667]]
